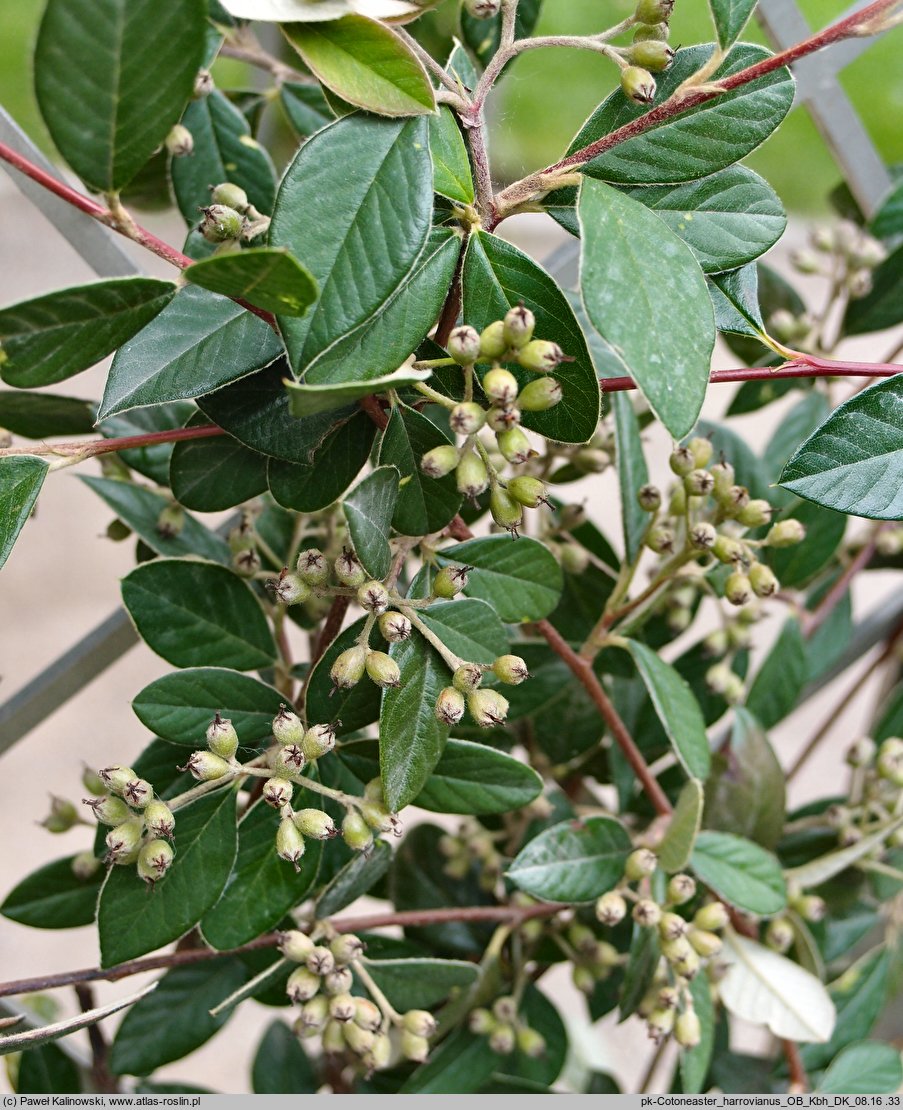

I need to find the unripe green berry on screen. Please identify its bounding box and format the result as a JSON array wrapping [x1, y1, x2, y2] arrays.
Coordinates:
[[693, 901, 729, 931], [637, 483, 662, 512], [456, 449, 490, 498], [276, 817, 306, 868], [144, 799, 175, 839], [206, 713, 239, 760], [675, 1009, 702, 1048], [465, 0, 501, 18], [480, 320, 508, 359], [468, 1007, 494, 1034], [667, 874, 696, 905], [193, 69, 214, 98], [482, 367, 520, 406], [334, 548, 366, 587], [273, 705, 304, 747], [723, 673, 746, 706], [366, 1032, 392, 1072], [421, 444, 460, 479], [489, 1024, 516, 1055], [286, 966, 321, 1003], [517, 339, 567, 374], [271, 744, 305, 778], [491, 654, 530, 685], [621, 65, 656, 103], [361, 800, 401, 836], [434, 563, 470, 599], [358, 580, 389, 614], [596, 891, 628, 925], [165, 124, 194, 157], [343, 810, 374, 852], [468, 688, 509, 728], [435, 686, 466, 726], [453, 662, 483, 692], [626, 847, 658, 881], [486, 405, 520, 434], [232, 548, 261, 577], [199, 204, 244, 243], [301, 722, 337, 761], [507, 475, 547, 508], [737, 498, 773, 528], [712, 535, 745, 565], [688, 439, 713, 468], [627, 39, 674, 71], [503, 304, 536, 348], [877, 737, 903, 786], [330, 933, 365, 966], [344, 1021, 375, 1056], [646, 525, 675, 555], [723, 485, 751, 516], [450, 402, 486, 435], [81, 766, 107, 796], [646, 1006, 675, 1042], [322, 1019, 346, 1054], [671, 945, 701, 980], [846, 736, 876, 767], [659, 912, 689, 941], [496, 426, 534, 466], [323, 968, 354, 996], [725, 571, 753, 606], [98, 765, 138, 796], [489, 487, 524, 532], [559, 542, 590, 575], [765, 916, 794, 953], [633, 21, 669, 41], [688, 928, 723, 958], [156, 502, 184, 539], [379, 610, 412, 643], [296, 547, 329, 585], [765, 519, 806, 547], [210, 181, 249, 212], [331, 644, 368, 690], [636, 0, 674, 22], [401, 1030, 430, 1062], [119, 778, 152, 809], [180, 750, 232, 781], [447, 324, 482, 364], [684, 468, 715, 496], [797, 895, 827, 923], [137, 839, 174, 884], [353, 997, 382, 1031], [749, 562, 779, 598], [572, 964, 596, 994], [633, 899, 662, 927], [711, 460, 735, 498], [279, 929, 315, 962], [706, 662, 733, 696], [690, 522, 717, 551], [105, 819, 144, 864], [294, 808, 336, 840], [307, 946, 336, 976], [83, 794, 131, 826], [516, 1026, 547, 1058], [71, 851, 101, 880], [517, 375, 562, 411], [403, 1009, 437, 1038]]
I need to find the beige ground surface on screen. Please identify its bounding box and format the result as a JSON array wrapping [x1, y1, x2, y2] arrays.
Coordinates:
[[1, 173, 901, 1093]]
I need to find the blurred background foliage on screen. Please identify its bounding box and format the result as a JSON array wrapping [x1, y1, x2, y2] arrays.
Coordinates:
[[1, 0, 901, 212]]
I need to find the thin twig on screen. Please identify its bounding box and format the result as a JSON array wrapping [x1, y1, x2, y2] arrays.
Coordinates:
[[599, 359, 902, 394], [783, 1039, 810, 1093], [0, 423, 225, 461], [74, 985, 118, 1093]]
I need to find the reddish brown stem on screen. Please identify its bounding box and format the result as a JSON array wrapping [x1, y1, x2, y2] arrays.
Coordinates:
[[533, 618, 672, 817], [358, 394, 390, 430], [0, 422, 225, 461], [600, 360, 902, 394], [783, 1039, 810, 1093]]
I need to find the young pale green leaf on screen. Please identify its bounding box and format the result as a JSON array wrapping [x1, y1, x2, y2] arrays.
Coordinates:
[[580, 179, 715, 440], [286, 367, 432, 418], [343, 465, 400, 579], [169, 432, 269, 513], [613, 393, 650, 562], [378, 402, 462, 535], [429, 107, 474, 205], [201, 798, 322, 950], [0, 456, 48, 571], [816, 1041, 903, 1095], [658, 779, 704, 874], [844, 243, 903, 335], [623, 639, 711, 780], [507, 816, 631, 903], [110, 961, 246, 1076], [745, 620, 807, 731], [100, 286, 283, 419], [572, 44, 794, 186], [184, 250, 317, 318], [268, 409, 375, 512], [121, 559, 277, 671], [98, 788, 238, 966], [0, 391, 94, 439], [16, 1043, 81, 1095], [364, 958, 479, 1012], [462, 231, 600, 444], [132, 668, 285, 749], [415, 739, 543, 815], [705, 709, 786, 850], [252, 1020, 318, 1095], [305, 617, 381, 736], [283, 16, 435, 117], [270, 114, 433, 376], [720, 932, 836, 1043], [35, 0, 207, 192], [170, 90, 277, 223], [80, 476, 230, 564], [691, 831, 786, 915], [0, 279, 176, 389], [780, 377, 903, 519], [416, 599, 508, 664], [381, 631, 450, 811], [0, 855, 103, 930], [709, 0, 757, 48], [625, 167, 786, 274], [315, 838, 393, 917], [436, 535, 563, 623]]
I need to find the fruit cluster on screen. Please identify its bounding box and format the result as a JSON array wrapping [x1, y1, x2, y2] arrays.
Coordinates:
[[82, 765, 175, 885], [467, 995, 547, 1059]]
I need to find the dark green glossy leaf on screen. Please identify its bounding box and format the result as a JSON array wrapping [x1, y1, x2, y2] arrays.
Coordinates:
[[871, 178, 903, 240], [800, 948, 890, 1071], [0, 279, 176, 388], [378, 402, 462, 535], [100, 286, 283, 419], [184, 249, 317, 317], [315, 838, 392, 917], [268, 409, 375, 512], [709, 0, 757, 48], [613, 393, 649, 562], [705, 709, 785, 850], [0, 455, 48, 571], [709, 263, 766, 340], [201, 798, 322, 950], [780, 377, 903, 519], [365, 958, 478, 1012], [121, 558, 277, 670], [462, 231, 600, 444], [844, 243, 903, 334], [430, 106, 473, 204], [17, 1043, 81, 1094], [98, 788, 238, 966], [767, 499, 847, 588], [817, 1040, 903, 1094], [436, 535, 563, 623], [170, 90, 277, 223], [619, 924, 660, 1019], [343, 465, 399, 579], [746, 620, 807, 731], [110, 961, 246, 1075], [416, 599, 508, 664], [305, 617, 381, 736], [401, 1026, 496, 1094], [0, 391, 94, 441], [169, 431, 269, 512], [659, 779, 704, 873], [285, 367, 431, 417], [1, 854, 103, 930], [507, 816, 631, 903], [691, 830, 786, 915], [415, 739, 542, 815], [681, 973, 716, 1093], [252, 1020, 318, 1094], [580, 179, 714, 440], [764, 391, 831, 497], [35, 0, 206, 192], [281, 81, 332, 137]]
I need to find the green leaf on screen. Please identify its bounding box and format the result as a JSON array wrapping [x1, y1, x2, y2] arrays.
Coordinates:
[[415, 739, 543, 815], [680, 974, 715, 1092], [315, 838, 392, 917], [252, 1020, 318, 1095], [613, 393, 650, 562], [659, 779, 704, 874], [169, 431, 269, 512], [110, 961, 246, 1075], [401, 1027, 497, 1094], [0, 279, 176, 388], [626, 166, 786, 274], [691, 830, 786, 915], [100, 285, 283, 419], [281, 80, 333, 137], [343, 465, 400, 579], [709, 0, 757, 48], [844, 243, 903, 335], [380, 631, 450, 811], [80, 476, 230, 563], [0, 455, 48, 571], [767, 499, 847, 588], [623, 639, 711, 780], [378, 402, 462, 535], [416, 599, 508, 664], [780, 377, 903, 519], [364, 958, 479, 1011], [268, 409, 375, 512], [618, 924, 661, 1019], [270, 115, 433, 377], [285, 367, 431, 418], [706, 709, 785, 850], [871, 178, 903, 240], [98, 788, 238, 966], [462, 231, 600, 444], [491, 984, 568, 1089], [763, 391, 832, 497], [132, 668, 285, 749], [35, 0, 207, 192], [184, 249, 317, 318], [507, 816, 631, 903], [817, 1041, 903, 1094], [436, 535, 563, 623], [1, 854, 103, 930], [170, 89, 277, 223], [429, 106, 473, 204], [283, 16, 435, 117], [746, 619, 807, 730], [784, 814, 903, 892], [801, 949, 890, 1071], [304, 617, 381, 736], [573, 43, 794, 186], [0, 391, 94, 439], [17, 1043, 81, 1094], [99, 401, 195, 485], [121, 559, 277, 670], [579, 179, 714, 440], [709, 263, 767, 339], [201, 798, 322, 950]]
